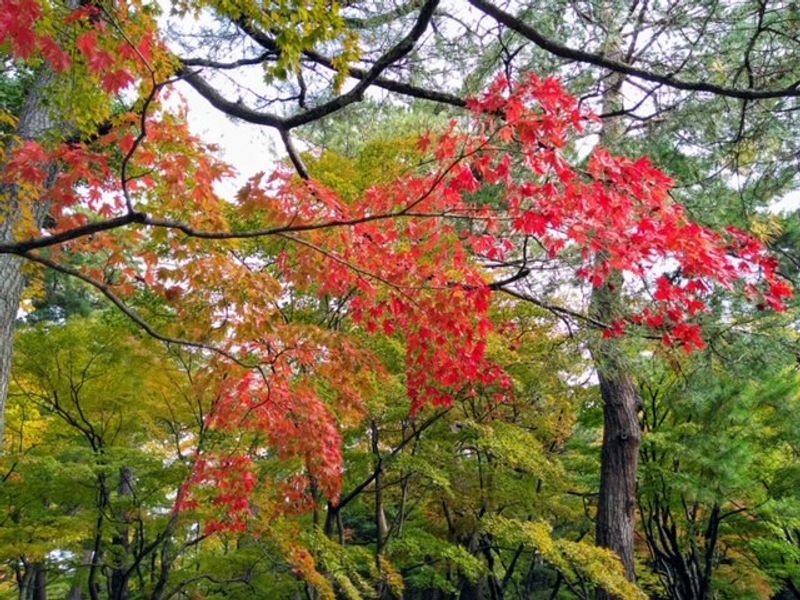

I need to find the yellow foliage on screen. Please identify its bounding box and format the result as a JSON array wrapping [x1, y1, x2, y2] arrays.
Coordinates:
[[749, 214, 784, 243], [173, 0, 360, 88], [306, 135, 424, 201], [485, 516, 647, 600]]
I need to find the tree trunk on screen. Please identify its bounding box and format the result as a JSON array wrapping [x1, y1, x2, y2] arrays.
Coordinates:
[[592, 335, 642, 585], [591, 214, 644, 595], [31, 564, 47, 600], [110, 467, 134, 600], [0, 250, 25, 447], [17, 562, 48, 600], [590, 8, 642, 595], [458, 532, 485, 600], [17, 560, 32, 600], [0, 68, 59, 447], [371, 420, 389, 557]]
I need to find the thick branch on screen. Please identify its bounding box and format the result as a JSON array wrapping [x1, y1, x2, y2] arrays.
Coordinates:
[[0, 144, 470, 255], [299, 48, 467, 109], [236, 21, 466, 109], [181, 51, 275, 70], [0, 209, 432, 254], [179, 0, 441, 130], [279, 129, 310, 179], [468, 0, 800, 100]]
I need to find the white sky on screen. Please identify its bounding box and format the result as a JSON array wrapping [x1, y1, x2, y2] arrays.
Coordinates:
[[172, 83, 281, 197]]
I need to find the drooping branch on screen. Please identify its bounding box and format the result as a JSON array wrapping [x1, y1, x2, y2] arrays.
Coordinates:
[[181, 51, 276, 70], [497, 284, 610, 331], [20, 251, 260, 370], [0, 203, 451, 255], [300, 46, 466, 109]]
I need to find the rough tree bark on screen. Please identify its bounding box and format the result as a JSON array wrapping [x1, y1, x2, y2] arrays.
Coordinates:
[[589, 9, 643, 595], [0, 69, 58, 447], [591, 319, 642, 586]]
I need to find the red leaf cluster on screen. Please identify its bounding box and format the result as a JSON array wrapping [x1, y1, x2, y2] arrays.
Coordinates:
[[3, 0, 792, 531], [460, 74, 791, 351], [1, 0, 155, 91]]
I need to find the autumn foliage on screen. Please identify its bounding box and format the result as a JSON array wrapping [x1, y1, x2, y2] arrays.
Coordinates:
[[0, 0, 792, 541]]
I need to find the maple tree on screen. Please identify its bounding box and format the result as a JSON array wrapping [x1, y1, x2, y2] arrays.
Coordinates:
[[1, 1, 798, 598]]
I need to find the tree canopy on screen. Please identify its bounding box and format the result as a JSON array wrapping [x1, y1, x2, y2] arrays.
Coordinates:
[[1, 1, 799, 599]]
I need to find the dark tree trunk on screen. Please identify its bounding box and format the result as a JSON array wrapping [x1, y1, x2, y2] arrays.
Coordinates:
[[594, 346, 642, 584], [591, 275, 644, 598], [783, 580, 800, 600], [590, 11, 643, 595], [20, 563, 48, 600], [110, 467, 135, 600], [31, 564, 47, 600], [458, 532, 485, 600]]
